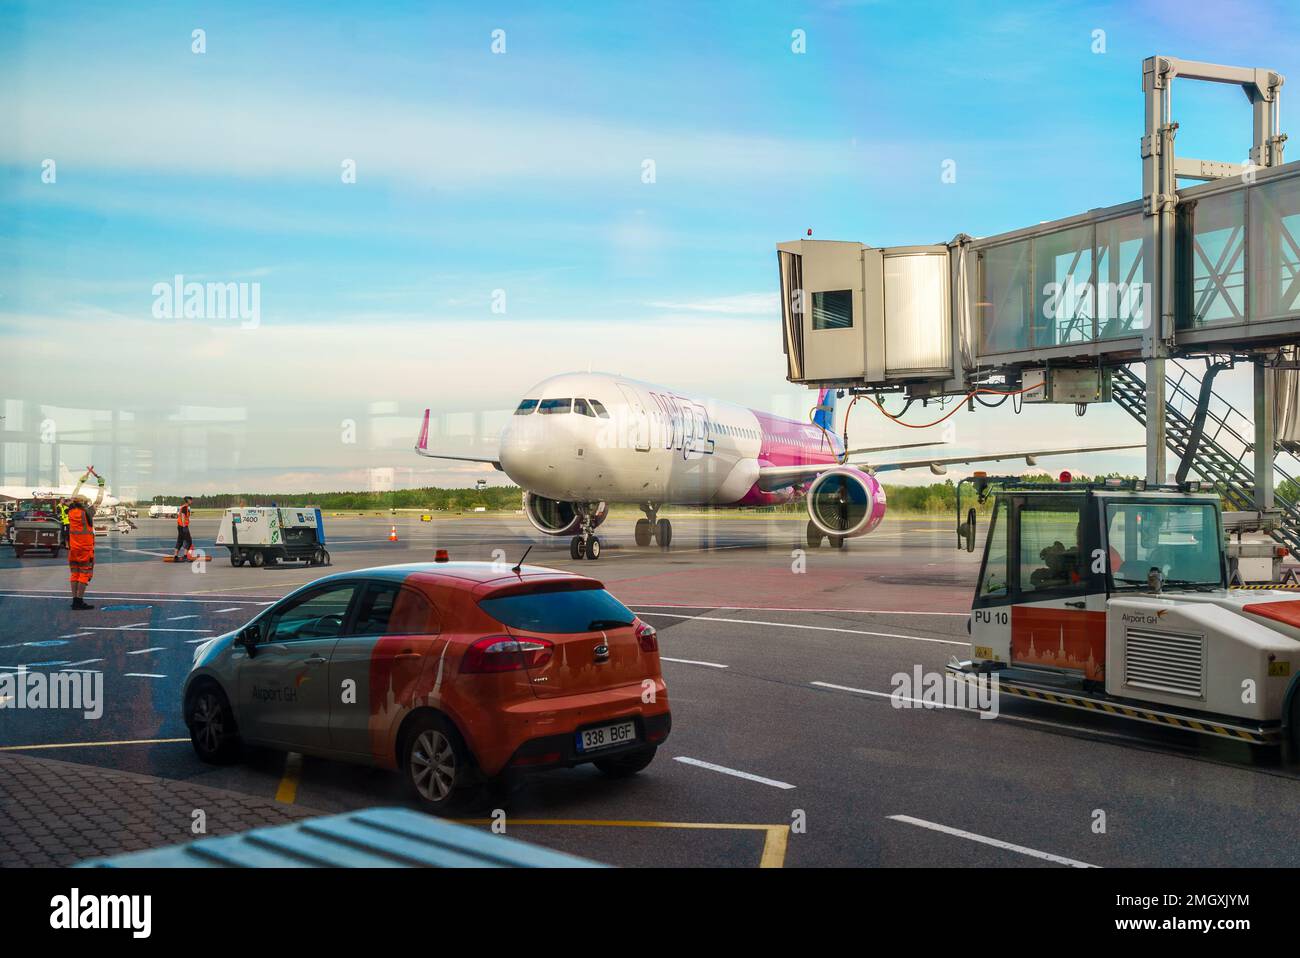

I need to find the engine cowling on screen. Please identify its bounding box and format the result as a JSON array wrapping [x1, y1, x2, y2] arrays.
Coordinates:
[[805, 468, 887, 539], [522, 492, 607, 536]]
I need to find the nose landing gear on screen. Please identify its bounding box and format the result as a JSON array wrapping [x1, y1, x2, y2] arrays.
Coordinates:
[[569, 503, 604, 560]]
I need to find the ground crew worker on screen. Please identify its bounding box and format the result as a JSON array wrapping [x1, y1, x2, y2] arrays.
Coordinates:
[[58, 498, 70, 547], [66, 472, 105, 610], [172, 496, 194, 561]]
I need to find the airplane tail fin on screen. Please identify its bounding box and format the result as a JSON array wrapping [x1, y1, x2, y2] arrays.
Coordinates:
[[812, 388, 836, 432], [415, 409, 430, 452]]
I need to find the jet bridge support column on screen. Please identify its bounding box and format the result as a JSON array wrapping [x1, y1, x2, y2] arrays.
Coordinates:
[[1254, 363, 1276, 512]]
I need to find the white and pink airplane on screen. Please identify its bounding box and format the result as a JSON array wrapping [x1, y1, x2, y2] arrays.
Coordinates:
[[416, 371, 1135, 560]]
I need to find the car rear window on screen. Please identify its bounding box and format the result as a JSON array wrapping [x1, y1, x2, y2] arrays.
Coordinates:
[[479, 587, 635, 634]]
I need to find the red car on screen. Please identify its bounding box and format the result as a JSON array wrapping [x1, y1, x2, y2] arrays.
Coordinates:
[[183, 561, 671, 810]]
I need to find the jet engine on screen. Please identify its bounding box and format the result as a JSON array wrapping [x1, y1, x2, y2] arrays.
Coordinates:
[[805, 468, 887, 539], [522, 492, 607, 536]]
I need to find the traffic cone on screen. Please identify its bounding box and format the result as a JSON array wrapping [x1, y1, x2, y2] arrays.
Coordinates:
[[389, 525, 398, 542]]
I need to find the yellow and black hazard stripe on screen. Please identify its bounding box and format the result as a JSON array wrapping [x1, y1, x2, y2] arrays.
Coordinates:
[[1229, 584, 1300, 590], [994, 681, 1276, 744]]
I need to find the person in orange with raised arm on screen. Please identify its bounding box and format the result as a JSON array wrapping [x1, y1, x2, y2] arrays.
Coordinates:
[[67, 467, 105, 610]]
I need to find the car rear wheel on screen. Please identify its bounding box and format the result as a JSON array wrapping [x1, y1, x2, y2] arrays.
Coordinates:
[[404, 715, 472, 812], [188, 684, 241, 764], [593, 745, 657, 778]]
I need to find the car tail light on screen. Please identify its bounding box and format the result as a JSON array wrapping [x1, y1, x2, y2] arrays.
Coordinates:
[[460, 635, 554, 673], [635, 620, 658, 653]]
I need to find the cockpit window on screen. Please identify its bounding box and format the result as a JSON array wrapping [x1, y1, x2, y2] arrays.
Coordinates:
[[589, 399, 610, 419], [538, 398, 572, 415], [574, 398, 596, 417], [514, 399, 539, 416]]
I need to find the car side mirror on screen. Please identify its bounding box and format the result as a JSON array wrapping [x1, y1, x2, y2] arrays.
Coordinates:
[[237, 625, 259, 657], [959, 508, 977, 553]]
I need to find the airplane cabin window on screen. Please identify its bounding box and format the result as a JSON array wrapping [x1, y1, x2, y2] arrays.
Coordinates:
[[574, 398, 595, 417], [589, 399, 610, 419], [515, 399, 539, 415], [538, 398, 572, 415]]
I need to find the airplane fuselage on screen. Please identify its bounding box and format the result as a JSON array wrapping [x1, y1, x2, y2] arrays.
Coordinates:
[[498, 372, 842, 507]]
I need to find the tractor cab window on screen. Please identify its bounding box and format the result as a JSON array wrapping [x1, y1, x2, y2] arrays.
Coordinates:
[[977, 499, 1009, 598], [514, 399, 538, 415], [1017, 495, 1086, 595], [1105, 500, 1223, 589]]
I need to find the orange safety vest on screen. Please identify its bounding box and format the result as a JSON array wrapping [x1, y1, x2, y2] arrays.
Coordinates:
[[177, 505, 191, 527], [68, 506, 94, 538]]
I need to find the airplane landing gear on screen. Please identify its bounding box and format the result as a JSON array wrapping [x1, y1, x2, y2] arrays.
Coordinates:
[[656, 517, 672, 549], [638, 504, 671, 549], [570, 504, 604, 560]]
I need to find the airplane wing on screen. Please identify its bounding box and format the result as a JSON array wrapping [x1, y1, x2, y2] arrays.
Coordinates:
[[871, 443, 1143, 473], [755, 443, 1142, 486], [414, 409, 503, 470], [841, 440, 945, 457]]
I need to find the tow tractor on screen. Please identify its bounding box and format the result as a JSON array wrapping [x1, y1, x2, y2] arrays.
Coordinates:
[[948, 474, 1300, 753]]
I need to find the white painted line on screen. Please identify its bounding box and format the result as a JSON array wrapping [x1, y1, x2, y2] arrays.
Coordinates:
[[166, 614, 200, 621], [672, 756, 795, 789], [812, 680, 980, 713], [660, 656, 729, 669], [65, 659, 104, 667], [126, 647, 165, 655], [79, 627, 214, 633], [0, 592, 257, 606], [633, 604, 966, 616], [123, 673, 167, 678], [212, 607, 242, 613], [637, 612, 966, 647], [809, 682, 1157, 744], [58, 633, 95, 639], [886, 815, 1098, 868], [185, 637, 214, 644]]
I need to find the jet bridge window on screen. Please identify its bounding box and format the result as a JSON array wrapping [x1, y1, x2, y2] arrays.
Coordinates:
[[514, 400, 538, 415], [811, 290, 853, 330], [538, 398, 572, 415]]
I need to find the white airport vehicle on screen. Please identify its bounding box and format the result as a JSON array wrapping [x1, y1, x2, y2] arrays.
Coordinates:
[[948, 475, 1300, 752], [415, 371, 1136, 560], [215, 506, 330, 568], [148, 504, 180, 519]]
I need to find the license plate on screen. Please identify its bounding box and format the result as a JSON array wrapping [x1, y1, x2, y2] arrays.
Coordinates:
[[576, 721, 637, 753]]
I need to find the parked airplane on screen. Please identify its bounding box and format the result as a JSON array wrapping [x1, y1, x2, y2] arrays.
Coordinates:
[[416, 371, 1136, 560], [0, 463, 120, 508]]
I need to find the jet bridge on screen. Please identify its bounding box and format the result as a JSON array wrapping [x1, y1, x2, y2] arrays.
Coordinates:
[[778, 55, 1300, 548]]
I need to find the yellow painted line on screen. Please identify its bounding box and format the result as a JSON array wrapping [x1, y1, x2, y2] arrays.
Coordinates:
[[0, 737, 189, 751], [275, 752, 302, 803], [453, 818, 790, 868], [759, 825, 790, 868]]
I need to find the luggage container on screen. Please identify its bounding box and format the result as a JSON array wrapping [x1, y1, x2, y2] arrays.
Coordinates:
[[215, 506, 330, 568]]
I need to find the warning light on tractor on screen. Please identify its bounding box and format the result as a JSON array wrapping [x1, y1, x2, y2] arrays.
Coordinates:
[[1059, 470, 1072, 483]]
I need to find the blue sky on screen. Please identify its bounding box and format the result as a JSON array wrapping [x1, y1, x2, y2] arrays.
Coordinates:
[[2, 0, 1298, 495]]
